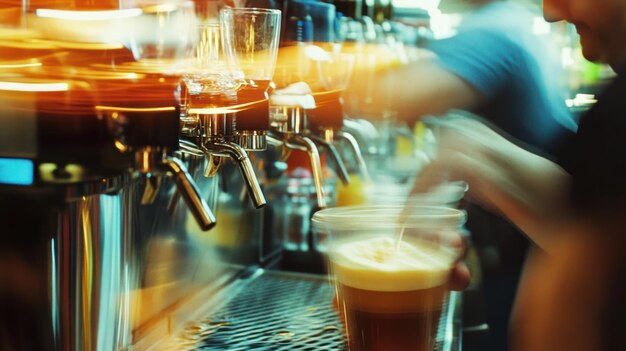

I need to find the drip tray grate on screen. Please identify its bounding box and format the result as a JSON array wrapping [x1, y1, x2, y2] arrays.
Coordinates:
[[162, 270, 455, 351]]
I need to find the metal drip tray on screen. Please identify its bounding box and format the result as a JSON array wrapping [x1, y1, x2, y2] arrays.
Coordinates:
[[160, 269, 460, 351]]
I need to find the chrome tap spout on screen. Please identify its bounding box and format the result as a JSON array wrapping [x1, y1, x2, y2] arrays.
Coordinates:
[[201, 142, 267, 209], [310, 135, 351, 186], [285, 135, 327, 209], [337, 131, 370, 181], [133, 147, 217, 231], [161, 156, 217, 231]]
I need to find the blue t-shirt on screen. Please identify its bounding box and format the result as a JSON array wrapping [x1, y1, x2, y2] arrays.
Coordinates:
[[428, 1, 576, 159]]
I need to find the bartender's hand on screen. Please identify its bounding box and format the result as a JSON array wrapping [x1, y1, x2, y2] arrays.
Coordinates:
[[413, 113, 572, 253], [448, 261, 471, 291]]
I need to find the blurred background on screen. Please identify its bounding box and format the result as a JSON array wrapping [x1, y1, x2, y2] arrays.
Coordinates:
[[0, 0, 609, 350]]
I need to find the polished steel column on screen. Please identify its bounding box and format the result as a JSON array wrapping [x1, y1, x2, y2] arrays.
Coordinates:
[[51, 183, 140, 351]]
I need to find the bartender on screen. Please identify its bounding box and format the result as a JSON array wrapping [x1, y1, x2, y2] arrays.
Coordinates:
[[352, 0, 576, 349], [413, 0, 626, 349]]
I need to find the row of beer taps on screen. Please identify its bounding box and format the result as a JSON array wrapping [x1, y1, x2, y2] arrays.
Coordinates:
[[65, 3, 376, 233], [118, 4, 375, 233], [168, 77, 371, 230]]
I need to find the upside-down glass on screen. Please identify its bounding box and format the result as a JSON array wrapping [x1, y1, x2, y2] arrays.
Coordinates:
[[179, 22, 244, 118], [312, 205, 466, 351], [219, 7, 281, 130], [317, 52, 355, 91], [219, 7, 280, 82], [122, 0, 197, 69], [182, 22, 241, 95]]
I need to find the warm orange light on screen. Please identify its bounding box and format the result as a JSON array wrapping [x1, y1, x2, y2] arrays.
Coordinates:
[[0, 39, 57, 50], [141, 3, 178, 14], [55, 67, 142, 80], [0, 62, 42, 69], [188, 100, 268, 114], [0, 81, 68, 92], [30, 39, 125, 50], [35, 8, 142, 21], [95, 106, 176, 113]]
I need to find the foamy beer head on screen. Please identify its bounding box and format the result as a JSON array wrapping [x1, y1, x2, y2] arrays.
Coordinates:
[[330, 236, 456, 293], [312, 205, 465, 351]]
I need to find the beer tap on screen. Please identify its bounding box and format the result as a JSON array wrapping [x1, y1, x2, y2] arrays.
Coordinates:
[[307, 90, 370, 182], [179, 22, 267, 209], [219, 8, 282, 154], [181, 104, 267, 209], [200, 141, 266, 208], [336, 130, 371, 181], [104, 101, 218, 231], [137, 147, 215, 228], [277, 133, 327, 209], [267, 87, 327, 208], [307, 50, 371, 182], [308, 133, 351, 186]]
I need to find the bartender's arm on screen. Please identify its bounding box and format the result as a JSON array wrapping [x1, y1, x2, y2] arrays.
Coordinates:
[[413, 114, 572, 253], [378, 58, 485, 120]]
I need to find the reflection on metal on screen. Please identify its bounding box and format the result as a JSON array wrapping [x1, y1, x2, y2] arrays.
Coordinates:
[[80, 197, 94, 350], [321, 127, 334, 144], [51, 187, 138, 351], [131, 147, 217, 230], [337, 131, 371, 181], [7, 173, 241, 351], [181, 102, 267, 209], [179, 140, 206, 157], [201, 142, 267, 209], [204, 154, 223, 177], [162, 156, 217, 231], [140, 175, 162, 205], [267, 134, 292, 162], [50, 238, 59, 345], [234, 130, 267, 152], [133, 147, 164, 174], [310, 134, 351, 186], [269, 105, 308, 135], [284, 135, 327, 209]]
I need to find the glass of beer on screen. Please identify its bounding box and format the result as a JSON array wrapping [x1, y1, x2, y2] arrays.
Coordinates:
[[312, 205, 466, 351]]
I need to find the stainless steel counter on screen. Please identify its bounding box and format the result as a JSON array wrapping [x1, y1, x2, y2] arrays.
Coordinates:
[[155, 269, 462, 351]]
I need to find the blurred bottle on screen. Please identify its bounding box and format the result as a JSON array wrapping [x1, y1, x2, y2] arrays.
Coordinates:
[[361, 0, 374, 19], [372, 0, 391, 24], [331, 0, 362, 20], [279, 177, 314, 252]]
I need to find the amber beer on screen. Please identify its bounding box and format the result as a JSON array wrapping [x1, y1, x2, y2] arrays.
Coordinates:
[[330, 236, 455, 351]]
